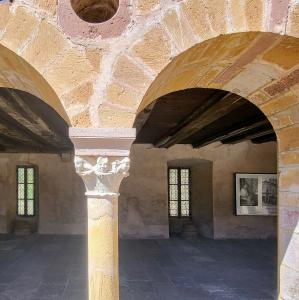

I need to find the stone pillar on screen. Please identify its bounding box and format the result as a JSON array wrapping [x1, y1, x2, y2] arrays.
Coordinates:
[[69, 128, 136, 300]]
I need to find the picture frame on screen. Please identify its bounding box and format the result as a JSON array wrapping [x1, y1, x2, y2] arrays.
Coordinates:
[[235, 173, 277, 216]]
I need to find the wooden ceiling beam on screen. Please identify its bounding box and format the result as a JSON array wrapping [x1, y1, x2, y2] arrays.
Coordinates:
[[193, 118, 270, 148], [1, 90, 71, 150], [221, 128, 275, 144], [154, 92, 245, 148], [251, 133, 276, 144]]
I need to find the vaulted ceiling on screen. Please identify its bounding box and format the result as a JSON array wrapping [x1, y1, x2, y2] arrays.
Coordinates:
[[0, 88, 73, 153], [134, 88, 276, 148]]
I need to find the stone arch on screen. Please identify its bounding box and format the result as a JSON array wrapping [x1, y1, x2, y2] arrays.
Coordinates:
[[0, 43, 70, 123], [131, 32, 299, 299], [0, 3, 100, 127], [105, 0, 299, 128]]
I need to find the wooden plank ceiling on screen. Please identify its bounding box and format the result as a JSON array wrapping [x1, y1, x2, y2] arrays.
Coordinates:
[[0, 88, 73, 153], [134, 88, 276, 148]]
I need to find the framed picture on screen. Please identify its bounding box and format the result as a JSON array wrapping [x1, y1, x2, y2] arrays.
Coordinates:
[[235, 173, 277, 216]]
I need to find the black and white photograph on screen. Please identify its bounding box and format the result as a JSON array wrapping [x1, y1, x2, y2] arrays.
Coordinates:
[[235, 173, 277, 216], [262, 178, 277, 206], [240, 178, 258, 206]]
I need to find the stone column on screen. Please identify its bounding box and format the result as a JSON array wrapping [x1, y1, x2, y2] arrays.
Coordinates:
[[69, 128, 136, 300]]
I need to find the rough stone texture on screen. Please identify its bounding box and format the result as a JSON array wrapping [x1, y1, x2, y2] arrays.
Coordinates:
[[22, 21, 68, 73], [63, 81, 94, 110], [286, 2, 299, 38], [112, 55, 152, 91], [106, 82, 140, 109], [260, 92, 298, 116], [269, 0, 289, 33], [98, 105, 135, 128], [163, 9, 197, 52], [1, 7, 39, 52], [0, 153, 86, 235], [245, 0, 264, 31], [71, 109, 92, 128], [119, 142, 277, 239], [44, 48, 95, 96], [262, 36, 299, 70], [137, 0, 159, 13], [132, 26, 171, 73], [0, 3, 9, 33], [181, 0, 213, 39], [36, 0, 57, 15], [230, 0, 246, 31]]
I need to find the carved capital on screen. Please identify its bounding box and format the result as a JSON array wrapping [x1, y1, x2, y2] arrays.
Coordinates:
[[74, 155, 130, 197]]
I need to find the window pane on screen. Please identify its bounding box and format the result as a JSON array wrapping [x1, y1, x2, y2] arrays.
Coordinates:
[[27, 184, 34, 200], [18, 184, 25, 199], [180, 169, 189, 184], [169, 185, 178, 201], [18, 168, 25, 184], [27, 200, 34, 216], [169, 201, 178, 217], [18, 200, 25, 216], [169, 169, 178, 184], [27, 168, 34, 184], [181, 201, 190, 217], [181, 185, 189, 200]]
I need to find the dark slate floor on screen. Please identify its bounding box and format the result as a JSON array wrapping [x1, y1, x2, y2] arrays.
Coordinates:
[[0, 235, 277, 300], [119, 238, 277, 300]]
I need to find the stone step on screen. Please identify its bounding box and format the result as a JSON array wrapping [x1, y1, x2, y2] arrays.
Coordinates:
[[14, 220, 31, 236]]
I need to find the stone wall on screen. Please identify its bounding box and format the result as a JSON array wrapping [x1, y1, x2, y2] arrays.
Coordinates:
[[119, 141, 277, 239], [0, 153, 86, 235]]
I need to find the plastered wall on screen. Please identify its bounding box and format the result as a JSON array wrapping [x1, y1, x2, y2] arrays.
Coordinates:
[[119, 141, 277, 239], [0, 153, 86, 235]]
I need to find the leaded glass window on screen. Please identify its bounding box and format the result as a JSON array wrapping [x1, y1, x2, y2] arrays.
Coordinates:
[[17, 166, 36, 217], [168, 168, 191, 218]]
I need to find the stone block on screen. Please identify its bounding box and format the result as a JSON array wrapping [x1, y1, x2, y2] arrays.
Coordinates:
[[204, 0, 227, 34], [245, 0, 264, 31], [112, 55, 152, 91], [137, 0, 159, 13], [44, 48, 95, 96], [260, 92, 298, 116], [132, 26, 171, 73], [22, 21, 67, 72], [181, 0, 213, 40], [36, 0, 57, 15], [1, 7, 39, 52], [99, 105, 135, 128], [277, 126, 299, 152], [280, 264, 299, 300], [85, 48, 102, 72], [62, 81, 94, 109], [230, 0, 246, 31], [0, 3, 10, 33], [71, 109, 92, 128], [163, 9, 197, 52], [106, 82, 141, 110], [280, 151, 299, 167], [280, 167, 299, 192], [286, 3, 299, 38], [262, 36, 299, 70]]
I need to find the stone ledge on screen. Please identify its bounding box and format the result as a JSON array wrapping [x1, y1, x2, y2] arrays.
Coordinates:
[[69, 127, 136, 156]]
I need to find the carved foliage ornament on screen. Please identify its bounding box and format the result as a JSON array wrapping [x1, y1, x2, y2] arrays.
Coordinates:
[[74, 156, 130, 196]]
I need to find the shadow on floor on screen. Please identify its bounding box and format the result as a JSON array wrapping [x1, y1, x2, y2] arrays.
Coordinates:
[[119, 237, 277, 300], [0, 234, 88, 300], [0, 235, 277, 300]]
